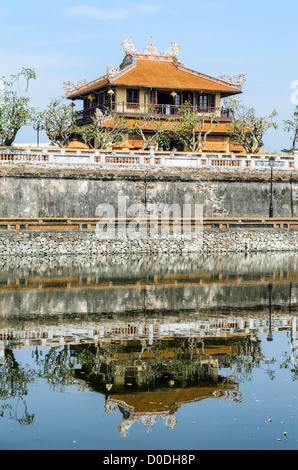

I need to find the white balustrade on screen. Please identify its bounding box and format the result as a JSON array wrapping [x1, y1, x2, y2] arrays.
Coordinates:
[[0, 147, 295, 170]]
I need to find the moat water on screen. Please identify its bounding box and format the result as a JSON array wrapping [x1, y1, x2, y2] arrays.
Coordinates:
[[0, 252, 297, 451]]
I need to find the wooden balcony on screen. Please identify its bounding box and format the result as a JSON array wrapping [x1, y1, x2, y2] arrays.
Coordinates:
[[75, 103, 234, 125]]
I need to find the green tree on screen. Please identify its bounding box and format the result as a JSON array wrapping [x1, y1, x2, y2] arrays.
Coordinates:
[[74, 122, 95, 148], [0, 68, 36, 146], [155, 132, 171, 150], [76, 110, 128, 149], [171, 103, 220, 152], [224, 98, 278, 154], [128, 105, 171, 150], [282, 105, 298, 153], [38, 97, 76, 147]]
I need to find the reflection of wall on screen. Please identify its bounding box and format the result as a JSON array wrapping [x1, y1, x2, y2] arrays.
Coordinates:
[[0, 315, 296, 355], [0, 281, 296, 320], [1, 252, 298, 300], [1, 251, 298, 277], [0, 252, 296, 363]]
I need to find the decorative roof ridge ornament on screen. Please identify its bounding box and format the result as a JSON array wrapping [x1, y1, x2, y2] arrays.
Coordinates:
[[63, 79, 87, 93], [121, 38, 181, 58], [121, 38, 139, 55], [107, 62, 137, 82], [219, 73, 246, 86], [164, 41, 181, 57], [143, 41, 159, 55], [107, 64, 121, 78]]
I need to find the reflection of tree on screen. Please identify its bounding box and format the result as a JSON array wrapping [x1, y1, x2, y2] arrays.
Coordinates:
[[280, 348, 298, 381], [71, 336, 262, 392], [73, 339, 214, 390], [144, 337, 214, 388], [221, 333, 298, 383], [1, 331, 294, 428], [0, 346, 77, 426], [35, 346, 76, 390], [0, 349, 35, 425], [219, 337, 263, 382], [219, 336, 281, 383]]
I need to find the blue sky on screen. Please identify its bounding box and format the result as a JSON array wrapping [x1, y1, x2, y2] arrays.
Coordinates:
[[1, 0, 298, 152]]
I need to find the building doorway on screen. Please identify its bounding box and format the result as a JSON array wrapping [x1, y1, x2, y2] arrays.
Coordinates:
[[158, 138, 184, 152]]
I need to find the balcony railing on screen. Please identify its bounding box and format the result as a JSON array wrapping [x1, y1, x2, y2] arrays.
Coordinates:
[[75, 103, 234, 124]]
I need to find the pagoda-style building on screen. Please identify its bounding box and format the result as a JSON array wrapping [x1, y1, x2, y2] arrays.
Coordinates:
[[64, 39, 245, 152]]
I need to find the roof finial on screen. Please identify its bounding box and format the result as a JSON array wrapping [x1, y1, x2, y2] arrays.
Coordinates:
[[121, 38, 181, 57]]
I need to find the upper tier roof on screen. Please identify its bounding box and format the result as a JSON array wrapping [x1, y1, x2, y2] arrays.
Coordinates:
[[64, 39, 245, 98]]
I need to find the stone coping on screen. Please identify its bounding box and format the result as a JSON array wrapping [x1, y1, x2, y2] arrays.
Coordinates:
[[0, 163, 297, 182]]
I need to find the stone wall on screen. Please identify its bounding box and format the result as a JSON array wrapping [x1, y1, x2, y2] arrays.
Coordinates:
[[0, 164, 298, 256], [0, 163, 297, 218], [0, 227, 297, 258]]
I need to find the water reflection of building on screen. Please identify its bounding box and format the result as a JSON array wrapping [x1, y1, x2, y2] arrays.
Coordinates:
[[0, 315, 296, 434], [0, 315, 296, 357], [0, 253, 298, 432], [105, 387, 241, 437], [69, 334, 247, 436]]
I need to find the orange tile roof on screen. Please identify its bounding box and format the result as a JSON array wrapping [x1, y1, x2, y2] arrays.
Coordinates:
[[128, 139, 144, 149], [67, 76, 109, 98], [66, 57, 242, 98], [202, 141, 228, 152], [229, 143, 265, 154], [113, 58, 241, 93], [230, 143, 246, 153]]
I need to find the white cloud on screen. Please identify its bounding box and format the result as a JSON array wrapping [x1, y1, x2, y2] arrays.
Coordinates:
[[0, 51, 87, 72], [66, 3, 162, 21], [67, 4, 131, 20], [133, 3, 162, 13]]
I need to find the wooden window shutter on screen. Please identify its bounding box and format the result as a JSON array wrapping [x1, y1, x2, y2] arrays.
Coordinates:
[[149, 90, 158, 105]]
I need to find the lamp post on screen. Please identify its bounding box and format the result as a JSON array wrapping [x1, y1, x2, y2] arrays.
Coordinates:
[[36, 120, 40, 147], [267, 283, 273, 341], [269, 156, 275, 218]]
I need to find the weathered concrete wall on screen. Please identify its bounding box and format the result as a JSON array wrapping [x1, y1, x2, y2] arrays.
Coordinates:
[[0, 164, 297, 218]]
